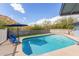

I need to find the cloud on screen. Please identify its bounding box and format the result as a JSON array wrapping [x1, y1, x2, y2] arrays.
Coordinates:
[[10, 3, 25, 13], [29, 16, 62, 25], [49, 16, 62, 22], [28, 19, 47, 25]]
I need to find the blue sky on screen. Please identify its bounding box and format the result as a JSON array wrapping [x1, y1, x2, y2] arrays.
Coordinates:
[[0, 3, 62, 25]]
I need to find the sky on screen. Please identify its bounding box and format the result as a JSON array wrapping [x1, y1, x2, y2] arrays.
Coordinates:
[[0, 3, 62, 25]]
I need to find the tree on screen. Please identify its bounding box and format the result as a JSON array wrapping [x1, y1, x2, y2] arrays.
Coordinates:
[[31, 24, 44, 30], [42, 20, 52, 30], [51, 17, 78, 29]]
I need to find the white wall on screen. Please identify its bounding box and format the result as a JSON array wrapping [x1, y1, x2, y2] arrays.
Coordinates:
[[50, 29, 72, 35], [0, 28, 7, 43]]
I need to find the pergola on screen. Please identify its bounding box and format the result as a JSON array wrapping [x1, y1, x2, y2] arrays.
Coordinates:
[[60, 3, 79, 16]]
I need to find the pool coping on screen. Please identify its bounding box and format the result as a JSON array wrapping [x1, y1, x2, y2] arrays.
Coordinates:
[[42, 34, 79, 56], [15, 33, 53, 56], [19, 33, 53, 42], [15, 34, 79, 56]]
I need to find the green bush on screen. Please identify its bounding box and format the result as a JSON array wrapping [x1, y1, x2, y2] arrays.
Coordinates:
[[31, 24, 45, 30], [51, 17, 77, 29]]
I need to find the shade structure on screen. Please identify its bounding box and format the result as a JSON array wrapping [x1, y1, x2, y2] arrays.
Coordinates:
[[4, 23, 28, 42], [60, 3, 79, 16], [4, 24, 28, 27], [4, 23, 28, 56]]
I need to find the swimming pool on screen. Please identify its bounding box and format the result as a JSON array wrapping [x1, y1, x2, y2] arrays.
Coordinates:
[[22, 34, 76, 56]]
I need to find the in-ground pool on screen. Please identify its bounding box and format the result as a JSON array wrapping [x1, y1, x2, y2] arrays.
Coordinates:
[[22, 34, 76, 56]]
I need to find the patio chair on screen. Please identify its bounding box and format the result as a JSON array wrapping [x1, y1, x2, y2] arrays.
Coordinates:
[[8, 34, 20, 44]]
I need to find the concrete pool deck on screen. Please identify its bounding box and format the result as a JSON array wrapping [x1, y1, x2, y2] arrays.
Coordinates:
[[15, 34, 79, 56], [0, 40, 15, 56]]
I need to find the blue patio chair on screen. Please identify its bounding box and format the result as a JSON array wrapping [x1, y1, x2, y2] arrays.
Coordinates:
[[9, 34, 19, 44]]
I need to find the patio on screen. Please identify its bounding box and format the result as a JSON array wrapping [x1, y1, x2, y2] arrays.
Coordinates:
[[0, 40, 15, 56]]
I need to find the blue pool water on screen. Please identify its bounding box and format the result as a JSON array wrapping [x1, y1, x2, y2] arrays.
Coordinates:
[[22, 35, 76, 56]]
